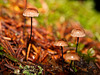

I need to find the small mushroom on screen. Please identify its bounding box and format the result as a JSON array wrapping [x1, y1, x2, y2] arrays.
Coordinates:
[[23, 8, 39, 17], [23, 8, 39, 60], [71, 28, 85, 52], [54, 41, 67, 47], [65, 53, 80, 71], [54, 41, 67, 71], [65, 53, 80, 61], [23, 8, 39, 41], [71, 28, 85, 37]]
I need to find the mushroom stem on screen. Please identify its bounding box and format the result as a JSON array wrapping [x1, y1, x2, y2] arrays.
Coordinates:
[[73, 61, 75, 72], [61, 46, 64, 71], [70, 61, 75, 72], [30, 17, 33, 41], [26, 36, 29, 60], [74, 37, 79, 70], [70, 60, 72, 68], [76, 37, 79, 52]]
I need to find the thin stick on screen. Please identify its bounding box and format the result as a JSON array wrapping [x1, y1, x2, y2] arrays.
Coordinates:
[[23, 0, 27, 38], [23, 18, 26, 37], [24, 0, 27, 9], [26, 44, 31, 60], [61, 46, 64, 71], [30, 17, 33, 41]]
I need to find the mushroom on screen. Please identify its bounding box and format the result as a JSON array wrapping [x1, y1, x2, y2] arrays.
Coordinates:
[[71, 28, 85, 52], [54, 41, 67, 71], [65, 53, 80, 61], [65, 52, 80, 71], [23, 8, 39, 41], [23, 8, 39, 60]]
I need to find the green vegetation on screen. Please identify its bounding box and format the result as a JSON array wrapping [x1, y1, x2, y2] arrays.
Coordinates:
[[1, 0, 100, 37], [14, 64, 43, 75], [78, 48, 96, 63], [84, 48, 96, 63], [0, 45, 18, 62], [28, 0, 100, 34]]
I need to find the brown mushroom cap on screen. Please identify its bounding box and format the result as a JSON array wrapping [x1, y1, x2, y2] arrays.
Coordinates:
[[23, 8, 39, 17], [65, 53, 80, 61], [71, 28, 85, 37], [54, 41, 67, 46]]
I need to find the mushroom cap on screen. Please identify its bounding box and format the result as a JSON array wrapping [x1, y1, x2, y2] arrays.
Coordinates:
[[65, 53, 80, 61], [54, 41, 67, 46], [71, 28, 85, 37], [23, 8, 39, 17]]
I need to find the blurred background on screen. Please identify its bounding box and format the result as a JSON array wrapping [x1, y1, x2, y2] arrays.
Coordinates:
[[0, 0, 100, 40]]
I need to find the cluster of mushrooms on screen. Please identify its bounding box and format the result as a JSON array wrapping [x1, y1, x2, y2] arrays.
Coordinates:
[[54, 28, 85, 71], [23, 7, 86, 72]]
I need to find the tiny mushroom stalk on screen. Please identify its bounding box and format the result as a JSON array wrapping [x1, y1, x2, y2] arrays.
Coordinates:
[[65, 53, 80, 71], [71, 28, 85, 52], [23, 8, 39, 60], [54, 41, 67, 71], [23, 8, 39, 41]]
